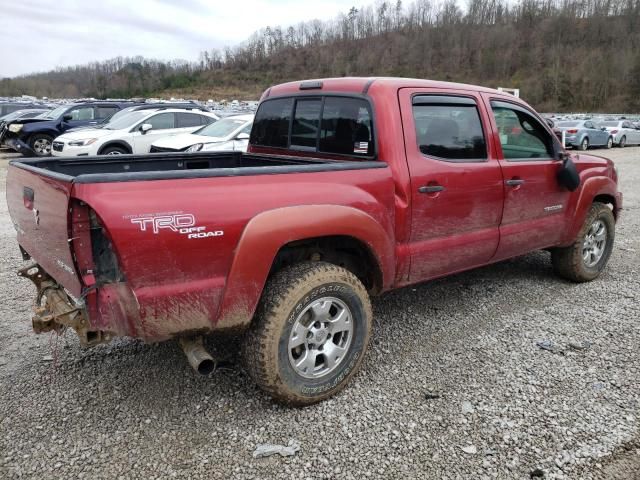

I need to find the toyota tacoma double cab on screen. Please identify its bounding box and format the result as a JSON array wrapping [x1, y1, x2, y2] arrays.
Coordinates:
[[7, 77, 622, 405]]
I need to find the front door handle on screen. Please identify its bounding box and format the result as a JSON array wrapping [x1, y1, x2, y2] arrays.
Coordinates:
[[505, 178, 525, 187], [418, 185, 446, 194]]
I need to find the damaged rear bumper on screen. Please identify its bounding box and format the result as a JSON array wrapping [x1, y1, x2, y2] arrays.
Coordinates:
[[18, 263, 112, 346]]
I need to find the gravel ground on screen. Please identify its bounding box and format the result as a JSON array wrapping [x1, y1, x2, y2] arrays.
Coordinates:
[[0, 148, 638, 479]]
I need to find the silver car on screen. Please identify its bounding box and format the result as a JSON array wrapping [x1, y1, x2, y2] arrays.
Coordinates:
[[600, 120, 640, 148], [554, 120, 613, 150]]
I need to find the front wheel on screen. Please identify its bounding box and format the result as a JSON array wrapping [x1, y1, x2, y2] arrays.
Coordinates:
[[606, 137, 613, 149], [242, 262, 372, 405], [551, 202, 615, 282], [29, 134, 53, 156], [100, 146, 127, 155], [579, 137, 589, 151]]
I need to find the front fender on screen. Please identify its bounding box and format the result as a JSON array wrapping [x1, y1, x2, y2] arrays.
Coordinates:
[[563, 176, 619, 244], [214, 205, 395, 331]]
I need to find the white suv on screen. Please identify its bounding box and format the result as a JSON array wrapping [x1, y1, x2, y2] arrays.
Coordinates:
[[51, 108, 219, 156]]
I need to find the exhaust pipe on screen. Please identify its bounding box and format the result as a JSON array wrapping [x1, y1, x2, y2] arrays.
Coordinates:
[[179, 336, 217, 375]]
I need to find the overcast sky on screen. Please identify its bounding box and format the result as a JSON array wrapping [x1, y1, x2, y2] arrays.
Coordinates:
[[0, 0, 354, 78]]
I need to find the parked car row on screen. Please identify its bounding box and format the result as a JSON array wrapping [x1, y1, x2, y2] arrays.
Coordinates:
[[1, 100, 255, 157], [553, 119, 640, 150]]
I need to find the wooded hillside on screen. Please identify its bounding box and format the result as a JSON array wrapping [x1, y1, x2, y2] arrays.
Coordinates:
[[2, 0, 639, 112]]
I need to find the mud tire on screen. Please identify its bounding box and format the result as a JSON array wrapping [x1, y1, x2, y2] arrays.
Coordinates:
[[242, 262, 372, 406], [552, 202, 615, 282]]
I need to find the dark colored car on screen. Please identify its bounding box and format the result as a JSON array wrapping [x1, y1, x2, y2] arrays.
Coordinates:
[[0, 109, 51, 147], [7, 77, 621, 405], [3, 101, 136, 156]]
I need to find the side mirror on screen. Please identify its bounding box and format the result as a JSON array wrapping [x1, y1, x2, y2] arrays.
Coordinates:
[[235, 132, 250, 140], [62, 114, 73, 122], [600, 127, 607, 131], [139, 123, 153, 134], [557, 153, 580, 191]]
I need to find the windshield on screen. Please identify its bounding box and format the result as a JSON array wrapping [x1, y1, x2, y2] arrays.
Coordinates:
[[104, 111, 150, 130], [557, 121, 580, 127], [40, 105, 71, 120], [600, 121, 621, 127], [195, 117, 246, 137]]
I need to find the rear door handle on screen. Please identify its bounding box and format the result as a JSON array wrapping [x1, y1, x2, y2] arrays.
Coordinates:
[[505, 179, 525, 187], [418, 185, 446, 193]]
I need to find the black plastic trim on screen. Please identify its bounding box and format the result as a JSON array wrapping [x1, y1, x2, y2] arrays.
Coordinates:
[[9, 153, 387, 185]]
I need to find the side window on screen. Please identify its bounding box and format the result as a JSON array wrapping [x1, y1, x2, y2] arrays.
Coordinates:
[[146, 113, 175, 130], [585, 121, 594, 129], [239, 124, 252, 135], [250, 98, 293, 148], [412, 96, 487, 161], [176, 113, 204, 128], [291, 99, 322, 150], [622, 121, 630, 129], [319, 97, 373, 156], [491, 102, 553, 160], [67, 107, 95, 121], [96, 106, 118, 119], [200, 115, 215, 126]]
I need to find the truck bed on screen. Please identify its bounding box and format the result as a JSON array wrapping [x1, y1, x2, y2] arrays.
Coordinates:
[[11, 151, 385, 184]]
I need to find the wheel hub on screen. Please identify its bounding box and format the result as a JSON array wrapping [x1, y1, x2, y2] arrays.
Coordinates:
[[582, 219, 607, 268], [288, 297, 353, 379]]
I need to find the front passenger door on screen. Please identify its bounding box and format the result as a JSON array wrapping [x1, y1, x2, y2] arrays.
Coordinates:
[[485, 98, 571, 260], [132, 113, 176, 153]]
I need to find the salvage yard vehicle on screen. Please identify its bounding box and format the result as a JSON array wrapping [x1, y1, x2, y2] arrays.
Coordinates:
[[150, 114, 254, 153], [3, 101, 135, 156], [600, 120, 640, 147], [554, 120, 614, 150], [51, 107, 219, 156], [7, 77, 622, 405], [0, 109, 51, 146]]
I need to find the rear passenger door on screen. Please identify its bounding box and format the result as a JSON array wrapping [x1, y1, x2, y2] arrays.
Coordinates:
[[483, 97, 571, 260], [399, 89, 505, 282]]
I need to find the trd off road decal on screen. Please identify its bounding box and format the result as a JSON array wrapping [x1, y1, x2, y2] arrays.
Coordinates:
[[125, 212, 223, 239]]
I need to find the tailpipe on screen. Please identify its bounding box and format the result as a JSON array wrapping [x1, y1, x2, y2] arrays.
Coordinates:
[[179, 336, 217, 375]]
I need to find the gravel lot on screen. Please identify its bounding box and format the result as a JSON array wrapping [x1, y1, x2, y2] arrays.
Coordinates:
[[0, 148, 638, 479]]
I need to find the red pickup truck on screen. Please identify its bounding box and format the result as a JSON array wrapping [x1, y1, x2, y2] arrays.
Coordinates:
[[7, 77, 622, 405]]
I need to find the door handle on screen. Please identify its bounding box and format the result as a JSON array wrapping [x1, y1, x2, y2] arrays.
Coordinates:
[[505, 179, 525, 187], [418, 185, 445, 194]]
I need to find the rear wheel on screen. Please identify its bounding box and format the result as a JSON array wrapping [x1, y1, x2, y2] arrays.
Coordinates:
[[606, 137, 613, 149], [242, 262, 372, 405], [551, 202, 615, 282], [579, 137, 589, 151], [29, 134, 53, 156], [619, 136, 626, 148]]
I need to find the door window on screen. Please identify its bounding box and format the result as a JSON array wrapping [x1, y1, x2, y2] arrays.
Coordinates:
[[96, 106, 118, 119], [490, 102, 553, 160], [584, 121, 594, 129], [146, 113, 175, 129], [412, 96, 487, 162], [67, 107, 95, 121], [177, 112, 205, 128]]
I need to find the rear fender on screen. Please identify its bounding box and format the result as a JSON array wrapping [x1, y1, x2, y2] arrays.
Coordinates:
[[215, 205, 395, 331], [563, 176, 618, 244]]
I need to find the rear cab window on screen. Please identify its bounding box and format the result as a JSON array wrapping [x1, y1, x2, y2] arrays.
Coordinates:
[[250, 95, 374, 157]]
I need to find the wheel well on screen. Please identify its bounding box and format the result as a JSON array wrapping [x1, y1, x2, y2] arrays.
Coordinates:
[[269, 235, 383, 294], [593, 194, 617, 219], [29, 132, 55, 142], [98, 141, 132, 154]]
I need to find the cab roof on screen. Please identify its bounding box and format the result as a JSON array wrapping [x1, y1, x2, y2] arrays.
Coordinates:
[[265, 77, 511, 99]]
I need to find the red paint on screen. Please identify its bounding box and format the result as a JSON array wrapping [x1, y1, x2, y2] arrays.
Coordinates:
[[7, 77, 622, 342]]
